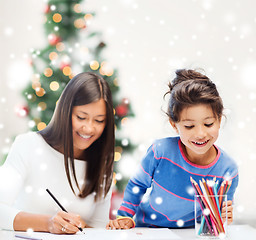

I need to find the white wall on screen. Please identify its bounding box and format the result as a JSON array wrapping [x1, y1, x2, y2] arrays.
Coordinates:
[[1, 0, 255, 226]]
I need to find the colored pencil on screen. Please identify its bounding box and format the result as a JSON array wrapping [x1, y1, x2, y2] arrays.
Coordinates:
[[190, 176, 232, 237], [218, 181, 225, 205], [190, 177, 212, 234], [15, 235, 42, 240], [203, 179, 224, 233]]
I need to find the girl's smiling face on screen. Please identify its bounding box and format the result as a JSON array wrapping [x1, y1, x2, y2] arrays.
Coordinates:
[[170, 104, 221, 165], [72, 99, 106, 159]]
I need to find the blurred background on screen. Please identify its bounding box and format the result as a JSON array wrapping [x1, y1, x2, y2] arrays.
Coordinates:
[[0, 0, 255, 227]]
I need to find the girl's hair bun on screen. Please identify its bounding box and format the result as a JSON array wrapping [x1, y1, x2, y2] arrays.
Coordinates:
[[165, 68, 223, 122], [169, 69, 209, 91]]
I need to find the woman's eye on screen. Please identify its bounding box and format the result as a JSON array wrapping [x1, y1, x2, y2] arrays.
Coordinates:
[[96, 120, 105, 123], [77, 116, 85, 120], [205, 123, 214, 127], [185, 125, 194, 129]]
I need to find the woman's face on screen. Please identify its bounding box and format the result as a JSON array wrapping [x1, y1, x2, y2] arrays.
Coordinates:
[[72, 99, 106, 159]]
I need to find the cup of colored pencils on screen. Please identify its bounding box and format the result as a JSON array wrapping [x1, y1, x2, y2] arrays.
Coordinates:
[[191, 177, 232, 238]]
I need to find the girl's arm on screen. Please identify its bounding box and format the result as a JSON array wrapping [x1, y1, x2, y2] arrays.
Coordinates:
[[106, 217, 135, 230], [221, 200, 233, 225], [109, 143, 160, 227]]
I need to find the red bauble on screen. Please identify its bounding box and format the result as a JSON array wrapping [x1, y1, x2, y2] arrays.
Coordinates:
[[48, 34, 61, 46], [116, 104, 128, 117], [15, 105, 29, 117], [60, 62, 70, 70], [44, 5, 51, 14]]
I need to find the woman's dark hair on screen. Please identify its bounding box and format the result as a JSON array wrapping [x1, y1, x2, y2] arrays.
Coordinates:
[[165, 69, 223, 122], [39, 72, 114, 201]]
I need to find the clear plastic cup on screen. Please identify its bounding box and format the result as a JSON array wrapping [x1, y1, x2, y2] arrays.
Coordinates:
[[194, 195, 227, 239]]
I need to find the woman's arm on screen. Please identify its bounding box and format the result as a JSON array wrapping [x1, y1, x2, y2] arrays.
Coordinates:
[[13, 211, 86, 234], [13, 212, 51, 232]]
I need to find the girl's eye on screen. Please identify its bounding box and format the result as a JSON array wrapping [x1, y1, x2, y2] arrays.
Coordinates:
[[205, 123, 214, 127], [185, 125, 194, 129]]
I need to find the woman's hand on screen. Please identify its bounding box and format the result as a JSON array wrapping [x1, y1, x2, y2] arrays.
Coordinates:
[[221, 200, 233, 225], [106, 218, 134, 230], [48, 211, 86, 234]]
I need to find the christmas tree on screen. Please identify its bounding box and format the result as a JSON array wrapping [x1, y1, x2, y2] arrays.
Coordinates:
[[21, 0, 135, 193]]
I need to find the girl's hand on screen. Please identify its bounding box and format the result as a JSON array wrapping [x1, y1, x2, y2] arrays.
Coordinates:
[[106, 218, 134, 230], [221, 200, 233, 225], [48, 211, 86, 234]]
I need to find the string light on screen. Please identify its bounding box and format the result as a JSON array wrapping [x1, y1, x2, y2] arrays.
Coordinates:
[[99, 61, 114, 76], [115, 146, 123, 154], [35, 88, 45, 97], [56, 42, 65, 51], [49, 52, 58, 61], [90, 60, 99, 70], [62, 66, 72, 76], [44, 68, 53, 77], [32, 81, 41, 90], [38, 102, 47, 111], [50, 81, 60, 91], [73, 4, 82, 13], [52, 13, 62, 23], [74, 18, 85, 29], [121, 117, 128, 125], [114, 152, 121, 162], [84, 13, 93, 21], [37, 122, 47, 131]]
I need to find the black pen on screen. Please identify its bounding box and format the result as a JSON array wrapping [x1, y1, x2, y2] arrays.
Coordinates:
[[46, 188, 85, 234], [15, 235, 42, 240]]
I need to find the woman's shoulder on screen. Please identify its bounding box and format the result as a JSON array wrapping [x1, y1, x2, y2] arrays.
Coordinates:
[[14, 131, 42, 144], [12, 131, 50, 152]]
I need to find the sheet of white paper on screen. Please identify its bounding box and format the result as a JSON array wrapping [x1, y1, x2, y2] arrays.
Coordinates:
[[18, 228, 181, 240]]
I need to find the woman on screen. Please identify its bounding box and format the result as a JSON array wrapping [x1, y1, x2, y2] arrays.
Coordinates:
[[0, 72, 115, 234]]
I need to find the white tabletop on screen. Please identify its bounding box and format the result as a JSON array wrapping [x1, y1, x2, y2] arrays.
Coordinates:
[[1, 225, 256, 240]]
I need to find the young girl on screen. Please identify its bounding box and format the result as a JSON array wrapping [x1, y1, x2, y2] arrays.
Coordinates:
[[0, 72, 115, 234], [107, 69, 238, 229]]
